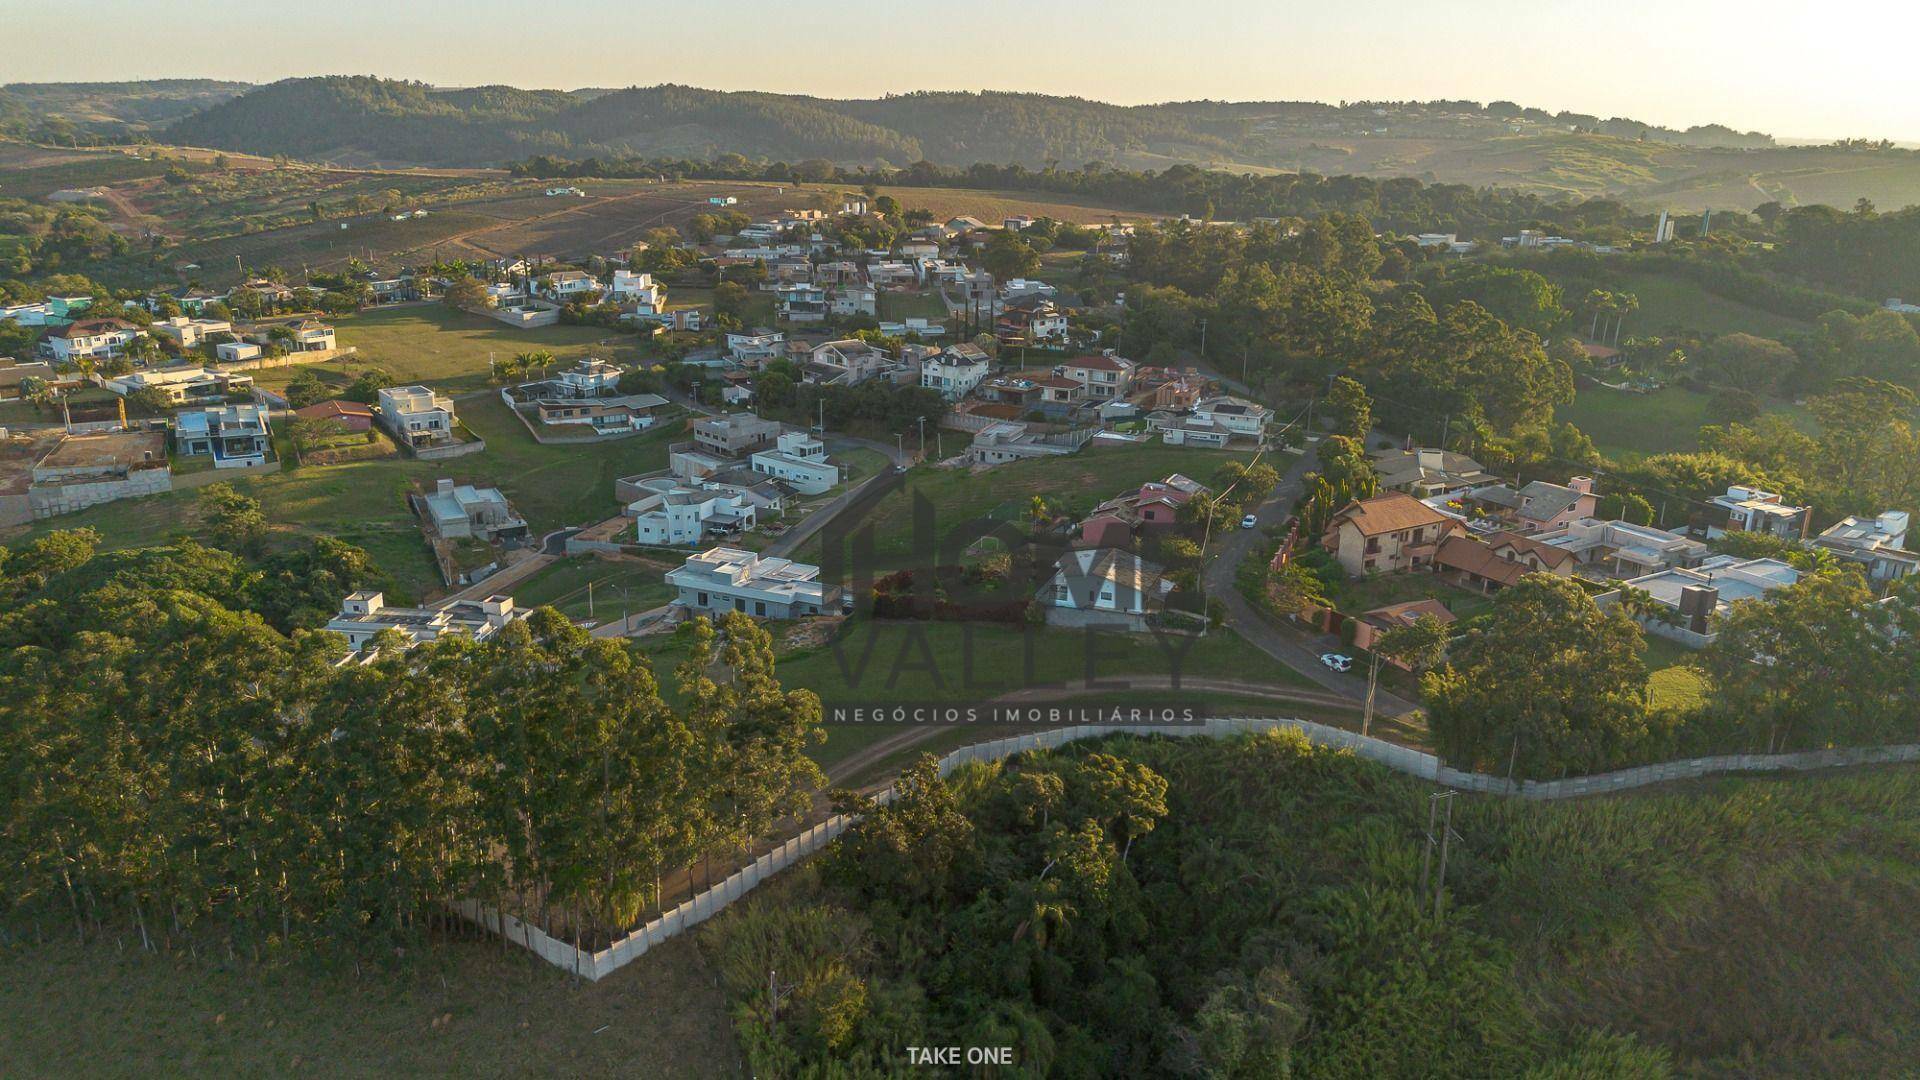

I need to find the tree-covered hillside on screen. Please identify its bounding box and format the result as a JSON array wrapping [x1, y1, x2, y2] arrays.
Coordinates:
[[706, 731, 1920, 1076]]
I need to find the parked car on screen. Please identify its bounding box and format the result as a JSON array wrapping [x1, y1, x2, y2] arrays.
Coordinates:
[[1319, 652, 1353, 673], [1239, 514, 1259, 529]]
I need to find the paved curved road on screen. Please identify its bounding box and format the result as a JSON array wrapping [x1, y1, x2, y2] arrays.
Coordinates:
[[1199, 434, 1420, 717]]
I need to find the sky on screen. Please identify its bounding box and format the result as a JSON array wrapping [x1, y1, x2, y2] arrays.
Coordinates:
[[3, 0, 1915, 143]]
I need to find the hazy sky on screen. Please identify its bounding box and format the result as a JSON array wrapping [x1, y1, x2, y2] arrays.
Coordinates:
[[4, 0, 1914, 142]]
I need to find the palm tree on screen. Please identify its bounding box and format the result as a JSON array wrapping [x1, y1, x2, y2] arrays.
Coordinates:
[[1610, 292, 1639, 345]]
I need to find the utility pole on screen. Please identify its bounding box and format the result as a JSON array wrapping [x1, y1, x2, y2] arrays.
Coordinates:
[[1419, 790, 1454, 900], [1362, 651, 1381, 737], [587, 579, 595, 619], [1433, 795, 1457, 921], [1198, 317, 1208, 361], [916, 414, 926, 458]]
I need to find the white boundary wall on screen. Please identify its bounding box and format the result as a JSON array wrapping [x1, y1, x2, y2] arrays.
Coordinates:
[[468, 717, 1920, 981]]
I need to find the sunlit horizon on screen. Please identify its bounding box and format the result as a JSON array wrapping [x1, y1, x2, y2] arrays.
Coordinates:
[[3, 0, 1915, 145]]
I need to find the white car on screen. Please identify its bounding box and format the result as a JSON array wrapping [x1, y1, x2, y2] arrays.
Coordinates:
[[1239, 514, 1259, 529], [1319, 653, 1354, 673]]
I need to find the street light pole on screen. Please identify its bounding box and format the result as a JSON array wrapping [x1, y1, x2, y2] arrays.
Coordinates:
[[916, 415, 926, 458]]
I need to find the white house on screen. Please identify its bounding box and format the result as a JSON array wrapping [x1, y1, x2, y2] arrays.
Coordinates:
[[40, 318, 140, 363], [1814, 511, 1919, 582], [1039, 547, 1172, 629], [610, 270, 665, 309], [104, 365, 251, 405], [376, 385, 456, 447], [919, 344, 991, 400], [630, 488, 757, 545], [726, 328, 786, 364], [666, 547, 837, 619], [541, 269, 602, 301], [551, 358, 624, 398], [326, 591, 522, 651], [1190, 395, 1271, 439], [751, 431, 838, 495], [1707, 485, 1811, 539], [149, 316, 232, 349], [173, 403, 271, 468]]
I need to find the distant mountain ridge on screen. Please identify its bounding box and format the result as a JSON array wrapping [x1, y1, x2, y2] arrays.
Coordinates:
[[153, 76, 1780, 172]]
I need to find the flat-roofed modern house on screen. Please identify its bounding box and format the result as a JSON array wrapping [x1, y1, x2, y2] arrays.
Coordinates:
[[325, 591, 523, 652], [726, 328, 786, 364], [377, 385, 457, 447], [1813, 511, 1918, 583], [27, 430, 172, 519], [422, 478, 529, 543], [1533, 517, 1710, 579], [750, 431, 837, 494], [630, 488, 758, 545], [1601, 555, 1802, 647], [102, 365, 252, 406], [694, 412, 782, 456], [149, 316, 233, 349], [1705, 485, 1811, 540], [173, 403, 271, 468], [667, 547, 837, 619]]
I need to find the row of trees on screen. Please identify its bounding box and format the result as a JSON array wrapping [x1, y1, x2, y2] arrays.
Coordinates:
[[1424, 572, 1920, 778], [0, 528, 825, 956]]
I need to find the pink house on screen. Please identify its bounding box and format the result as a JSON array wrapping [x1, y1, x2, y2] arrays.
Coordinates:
[[1079, 513, 1133, 548], [1465, 476, 1597, 534]]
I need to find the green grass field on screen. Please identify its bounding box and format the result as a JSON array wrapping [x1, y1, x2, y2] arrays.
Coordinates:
[[0, 936, 740, 1078], [1642, 634, 1708, 711], [808, 440, 1247, 569], [1, 394, 683, 600], [876, 290, 949, 322], [257, 305, 646, 396], [508, 554, 675, 622], [1561, 385, 1716, 458]]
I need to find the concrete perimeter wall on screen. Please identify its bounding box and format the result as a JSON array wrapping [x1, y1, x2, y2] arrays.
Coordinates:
[[467, 716, 1920, 981]]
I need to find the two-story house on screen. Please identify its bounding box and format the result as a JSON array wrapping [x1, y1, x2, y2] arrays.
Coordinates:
[[1323, 492, 1464, 577], [376, 385, 457, 447], [919, 344, 991, 400], [173, 403, 271, 468], [1060, 354, 1136, 401], [40, 318, 140, 364], [666, 547, 837, 619]]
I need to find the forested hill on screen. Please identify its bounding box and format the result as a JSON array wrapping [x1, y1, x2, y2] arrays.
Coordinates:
[[163, 78, 1785, 172], [9, 76, 1920, 209]]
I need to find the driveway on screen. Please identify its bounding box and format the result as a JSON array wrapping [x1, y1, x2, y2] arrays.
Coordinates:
[[1200, 435, 1420, 717]]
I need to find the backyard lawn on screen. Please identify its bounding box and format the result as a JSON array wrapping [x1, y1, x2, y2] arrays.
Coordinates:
[[877, 290, 950, 322], [1643, 633, 1709, 712]]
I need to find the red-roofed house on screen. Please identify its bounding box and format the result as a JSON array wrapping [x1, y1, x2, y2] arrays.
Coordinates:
[[1323, 492, 1462, 577], [293, 399, 375, 432]]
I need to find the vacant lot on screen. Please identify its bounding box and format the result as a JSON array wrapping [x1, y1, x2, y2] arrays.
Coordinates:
[[808, 440, 1247, 568], [0, 936, 740, 1078], [261, 304, 644, 395], [1562, 386, 1714, 459], [509, 554, 675, 622]]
